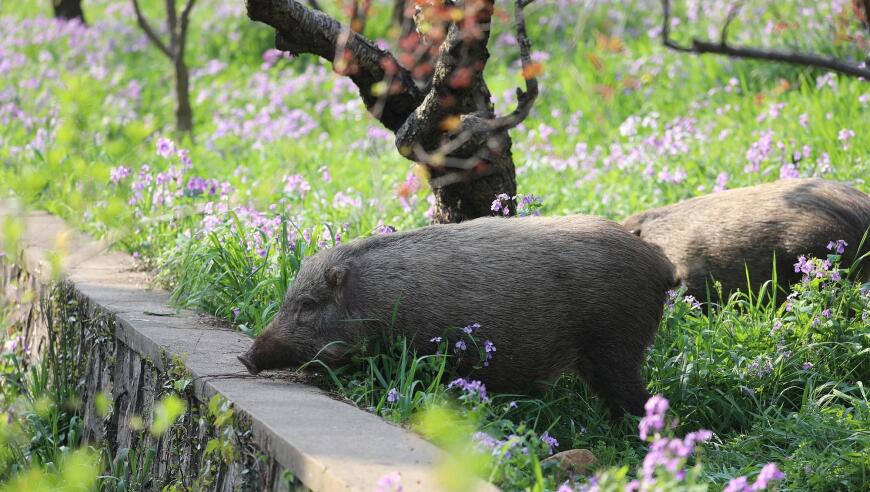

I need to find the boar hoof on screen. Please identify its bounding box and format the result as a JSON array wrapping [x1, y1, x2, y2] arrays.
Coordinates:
[[237, 354, 261, 375]]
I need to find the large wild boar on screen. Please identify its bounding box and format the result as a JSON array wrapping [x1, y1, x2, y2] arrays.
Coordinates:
[[622, 178, 870, 301], [238, 215, 676, 416]]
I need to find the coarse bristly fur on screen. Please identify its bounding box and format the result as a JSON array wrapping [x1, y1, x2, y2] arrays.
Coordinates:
[[238, 215, 676, 416], [622, 178, 870, 302]]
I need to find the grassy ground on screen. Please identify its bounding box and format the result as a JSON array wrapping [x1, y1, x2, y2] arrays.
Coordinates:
[[1, 0, 868, 490]]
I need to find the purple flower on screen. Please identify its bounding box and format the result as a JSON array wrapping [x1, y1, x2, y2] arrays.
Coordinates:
[[386, 388, 400, 403], [752, 463, 786, 490], [374, 471, 402, 492], [747, 357, 773, 378], [684, 295, 701, 310], [837, 128, 855, 149], [110, 166, 131, 184], [373, 224, 396, 235], [447, 378, 489, 401], [541, 431, 559, 453], [779, 163, 800, 179], [332, 190, 362, 209], [491, 193, 511, 216], [793, 255, 811, 274], [639, 395, 669, 440], [821, 309, 831, 318], [472, 431, 500, 451], [177, 149, 192, 168], [319, 165, 331, 183], [665, 289, 678, 310], [826, 239, 847, 255], [482, 340, 496, 367], [771, 319, 783, 333], [639, 414, 665, 440], [283, 174, 311, 197], [454, 340, 466, 353], [745, 131, 773, 173], [799, 113, 809, 128], [516, 193, 543, 217], [714, 172, 729, 192], [429, 336, 442, 344], [156, 137, 175, 158], [462, 322, 481, 335], [645, 395, 669, 417], [801, 362, 814, 370], [723, 475, 750, 492]]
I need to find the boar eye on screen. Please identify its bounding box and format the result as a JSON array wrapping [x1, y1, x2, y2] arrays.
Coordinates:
[[295, 296, 318, 322]]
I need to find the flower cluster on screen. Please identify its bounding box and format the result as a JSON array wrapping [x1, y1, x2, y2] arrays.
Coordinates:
[[638, 395, 669, 440], [723, 463, 786, 492], [747, 356, 773, 379], [491, 193, 512, 216], [793, 255, 841, 283], [447, 378, 489, 402]]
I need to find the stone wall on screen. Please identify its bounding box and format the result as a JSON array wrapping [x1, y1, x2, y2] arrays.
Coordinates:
[[1, 208, 455, 492], [2, 259, 300, 491]]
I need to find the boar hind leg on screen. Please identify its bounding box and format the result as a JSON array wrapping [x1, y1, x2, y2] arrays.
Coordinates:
[[575, 346, 649, 418]]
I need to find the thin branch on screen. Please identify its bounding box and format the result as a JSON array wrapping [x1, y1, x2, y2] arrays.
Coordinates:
[[179, 0, 198, 58], [661, 0, 870, 79], [720, 1, 743, 44], [166, 0, 179, 54], [489, 0, 539, 131], [132, 0, 173, 58]]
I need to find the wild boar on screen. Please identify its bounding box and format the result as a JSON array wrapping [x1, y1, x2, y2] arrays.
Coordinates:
[[238, 215, 676, 416], [622, 178, 870, 301]]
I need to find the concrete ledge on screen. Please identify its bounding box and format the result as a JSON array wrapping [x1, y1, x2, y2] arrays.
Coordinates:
[[0, 206, 481, 491]]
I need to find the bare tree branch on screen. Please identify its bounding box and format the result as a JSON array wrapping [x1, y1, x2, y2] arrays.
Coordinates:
[[720, 1, 743, 43], [179, 0, 198, 57], [166, 0, 179, 53], [132, 0, 173, 58], [661, 0, 870, 80], [247, 0, 424, 132]]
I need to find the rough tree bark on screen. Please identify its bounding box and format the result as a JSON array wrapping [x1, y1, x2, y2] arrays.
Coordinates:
[[246, 0, 540, 223], [132, 0, 197, 135], [53, 0, 86, 23]]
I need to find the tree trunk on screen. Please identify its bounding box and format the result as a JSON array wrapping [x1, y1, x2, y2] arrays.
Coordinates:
[[430, 139, 516, 223], [53, 0, 86, 23], [174, 56, 193, 135], [247, 0, 525, 223]]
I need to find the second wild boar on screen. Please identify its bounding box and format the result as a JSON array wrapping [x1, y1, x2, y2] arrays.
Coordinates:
[[622, 178, 870, 301]]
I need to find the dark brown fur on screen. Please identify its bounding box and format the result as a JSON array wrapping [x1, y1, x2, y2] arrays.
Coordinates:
[[622, 178, 870, 301], [239, 215, 676, 416]]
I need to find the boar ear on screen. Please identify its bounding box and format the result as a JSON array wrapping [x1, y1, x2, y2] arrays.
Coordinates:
[[325, 265, 347, 291]]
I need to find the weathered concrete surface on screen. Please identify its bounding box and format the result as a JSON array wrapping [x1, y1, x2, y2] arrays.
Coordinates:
[[0, 206, 489, 491]]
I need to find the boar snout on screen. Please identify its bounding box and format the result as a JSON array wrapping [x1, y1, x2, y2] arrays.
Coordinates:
[[237, 352, 260, 375]]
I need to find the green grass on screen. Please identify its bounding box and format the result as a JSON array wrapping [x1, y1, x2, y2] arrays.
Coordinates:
[[1, 0, 869, 490]]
